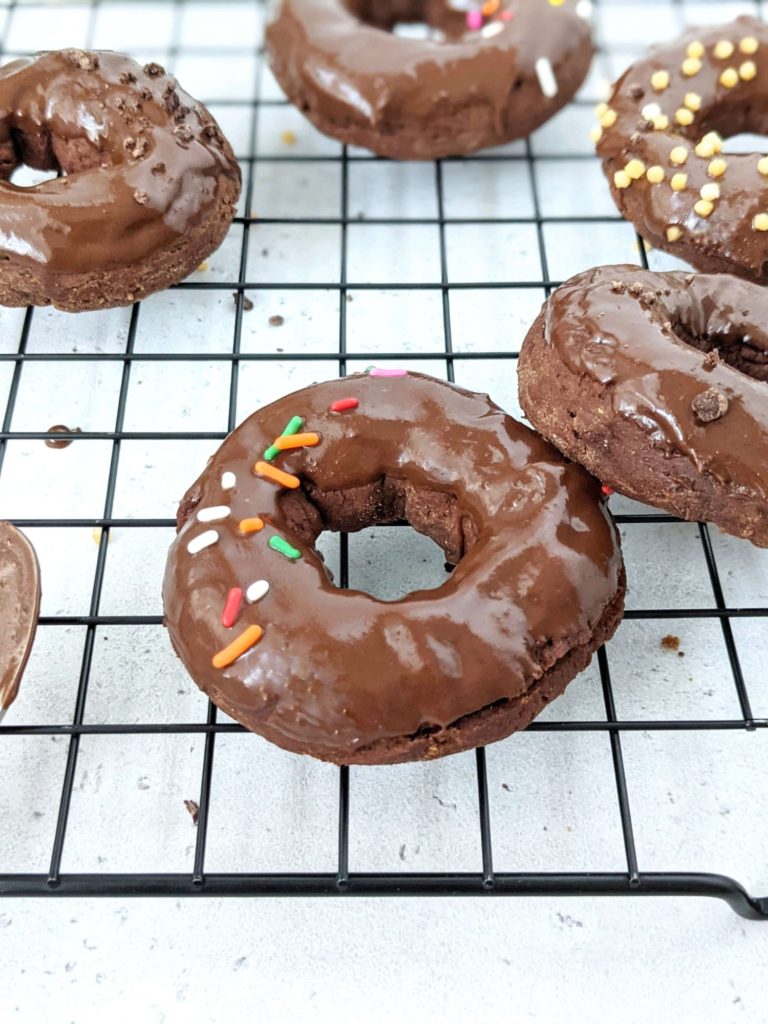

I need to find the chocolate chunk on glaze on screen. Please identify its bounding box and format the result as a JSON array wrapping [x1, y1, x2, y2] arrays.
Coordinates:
[[265, 0, 594, 159], [163, 372, 624, 765], [595, 16, 768, 282], [518, 265, 768, 546], [0, 523, 41, 715], [0, 50, 241, 312]]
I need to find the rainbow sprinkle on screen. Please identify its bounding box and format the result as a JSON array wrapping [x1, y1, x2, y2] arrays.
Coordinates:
[[254, 461, 301, 489], [221, 587, 244, 628], [212, 624, 263, 669], [187, 529, 218, 555], [274, 431, 320, 452], [330, 397, 359, 413], [239, 516, 264, 534], [246, 579, 270, 603], [370, 367, 407, 377], [269, 535, 301, 560], [264, 415, 304, 460]]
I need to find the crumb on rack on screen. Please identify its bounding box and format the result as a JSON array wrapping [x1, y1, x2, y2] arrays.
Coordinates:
[[269, 314, 285, 327], [281, 129, 297, 145], [183, 799, 200, 824], [660, 634, 681, 652]]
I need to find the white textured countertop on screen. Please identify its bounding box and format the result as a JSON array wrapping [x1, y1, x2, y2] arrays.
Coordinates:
[[1, 0, 767, 1019]]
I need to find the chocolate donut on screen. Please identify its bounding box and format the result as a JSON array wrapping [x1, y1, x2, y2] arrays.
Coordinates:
[[0, 522, 40, 718], [0, 50, 241, 312], [265, 0, 594, 159], [595, 17, 768, 282], [163, 371, 624, 765], [518, 264, 768, 546]]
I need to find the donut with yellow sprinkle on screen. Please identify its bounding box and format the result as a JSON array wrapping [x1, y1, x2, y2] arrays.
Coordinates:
[[594, 16, 768, 281]]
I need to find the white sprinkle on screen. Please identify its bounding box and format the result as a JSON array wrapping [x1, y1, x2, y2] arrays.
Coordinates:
[[535, 56, 558, 98], [641, 102, 661, 119], [221, 471, 236, 490], [197, 505, 231, 523], [576, 0, 593, 19], [187, 530, 218, 555], [246, 579, 270, 604], [481, 21, 504, 39]]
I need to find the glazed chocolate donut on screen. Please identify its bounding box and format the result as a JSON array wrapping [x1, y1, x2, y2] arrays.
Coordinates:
[[595, 17, 768, 282], [518, 265, 768, 546], [0, 522, 40, 718], [0, 50, 240, 312], [163, 371, 624, 765], [265, 0, 594, 159]]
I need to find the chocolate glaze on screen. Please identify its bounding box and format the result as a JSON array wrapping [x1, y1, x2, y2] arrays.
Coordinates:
[[45, 424, 81, 449], [518, 264, 768, 545], [163, 372, 623, 763], [597, 17, 768, 281], [0, 50, 240, 277], [265, 0, 593, 159], [0, 522, 41, 713]]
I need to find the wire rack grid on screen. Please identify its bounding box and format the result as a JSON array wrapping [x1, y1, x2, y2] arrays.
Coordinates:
[[0, 0, 766, 918]]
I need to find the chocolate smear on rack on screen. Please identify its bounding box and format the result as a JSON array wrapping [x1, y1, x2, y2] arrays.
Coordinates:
[[45, 424, 82, 449]]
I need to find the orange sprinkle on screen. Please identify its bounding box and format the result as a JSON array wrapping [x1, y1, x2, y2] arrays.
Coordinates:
[[239, 516, 264, 534], [481, 0, 500, 14], [212, 624, 263, 669], [274, 431, 320, 452], [254, 461, 301, 489]]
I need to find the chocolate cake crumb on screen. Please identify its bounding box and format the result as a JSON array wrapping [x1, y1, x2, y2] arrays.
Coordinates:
[[151, 161, 166, 175], [201, 124, 220, 141], [269, 314, 284, 326], [173, 124, 194, 143], [68, 50, 99, 71], [183, 799, 199, 824], [610, 280, 625, 294], [139, 88, 153, 102], [628, 282, 645, 296], [124, 136, 149, 159], [174, 105, 191, 123], [144, 62, 165, 77], [692, 387, 728, 423], [703, 348, 721, 371], [636, 118, 654, 132], [233, 293, 254, 310], [133, 189, 148, 205], [628, 83, 645, 99], [660, 634, 680, 651]]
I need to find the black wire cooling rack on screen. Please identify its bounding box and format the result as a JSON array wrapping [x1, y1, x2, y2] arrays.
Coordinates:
[[0, 0, 766, 918]]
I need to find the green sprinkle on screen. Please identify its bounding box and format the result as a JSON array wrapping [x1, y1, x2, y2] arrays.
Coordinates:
[[364, 365, 375, 374], [282, 415, 303, 436], [269, 535, 301, 560], [264, 415, 303, 461]]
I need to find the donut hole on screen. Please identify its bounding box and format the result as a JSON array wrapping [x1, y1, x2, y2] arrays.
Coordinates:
[[1, 123, 105, 186], [280, 474, 477, 600], [345, 0, 466, 40], [670, 318, 768, 382]]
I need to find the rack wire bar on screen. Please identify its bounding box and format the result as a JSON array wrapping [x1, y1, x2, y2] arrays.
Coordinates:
[[0, 0, 766, 917]]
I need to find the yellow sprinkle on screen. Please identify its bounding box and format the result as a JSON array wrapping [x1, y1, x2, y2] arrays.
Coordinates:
[[675, 108, 694, 126], [600, 108, 618, 129], [739, 60, 757, 81], [651, 70, 670, 91], [671, 173, 688, 191], [197, 261, 209, 272], [694, 132, 723, 159], [687, 41, 704, 60], [758, 156, 768, 176], [669, 145, 688, 166], [713, 40, 735, 60], [595, 102, 608, 117], [753, 213, 768, 231], [641, 102, 661, 119], [700, 182, 720, 201], [652, 114, 670, 131], [682, 57, 702, 76], [281, 129, 297, 145], [719, 68, 739, 88], [646, 165, 665, 184], [614, 170, 632, 189], [589, 125, 603, 144], [625, 159, 645, 179], [708, 157, 727, 178], [694, 199, 714, 217], [739, 37, 759, 56], [666, 225, 682, 242], [684, 92, 702, 111]]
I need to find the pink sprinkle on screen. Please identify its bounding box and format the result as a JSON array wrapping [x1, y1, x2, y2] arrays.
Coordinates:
[[370, 367, 408, 377], [466, 9, 483, 30], [498, 9, 513, 19]]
